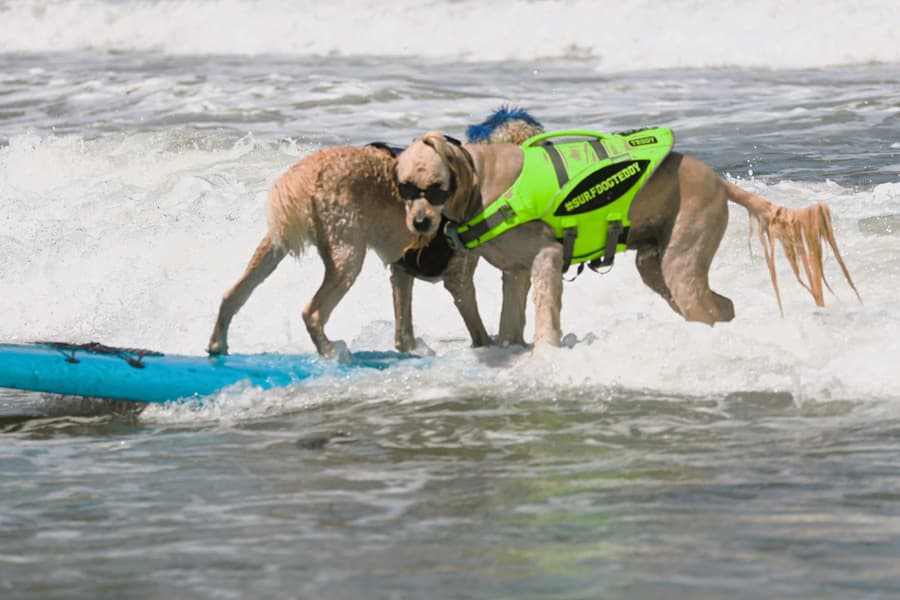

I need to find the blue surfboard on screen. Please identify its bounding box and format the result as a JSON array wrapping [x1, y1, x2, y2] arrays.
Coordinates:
[[0, 342, 416, 404]]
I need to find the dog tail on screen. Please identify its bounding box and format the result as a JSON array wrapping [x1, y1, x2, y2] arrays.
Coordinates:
[[266, 163, 316, 256], [722, 179, 862, 314]]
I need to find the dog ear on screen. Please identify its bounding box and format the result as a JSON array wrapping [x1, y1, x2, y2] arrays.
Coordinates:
[[421, 131, 445, 153], [421, 132, 477, 210]]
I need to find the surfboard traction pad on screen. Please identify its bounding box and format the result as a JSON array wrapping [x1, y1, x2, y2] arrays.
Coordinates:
[[37, 341, 162, 369]]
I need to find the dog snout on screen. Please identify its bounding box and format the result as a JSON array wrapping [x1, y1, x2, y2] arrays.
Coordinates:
[[413, 215, 433, 233], [405, 197, 440, 236]]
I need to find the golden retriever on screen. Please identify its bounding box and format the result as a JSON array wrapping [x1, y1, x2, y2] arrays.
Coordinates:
[[395, 129, 861, 347], [207, 109, 544, 356]]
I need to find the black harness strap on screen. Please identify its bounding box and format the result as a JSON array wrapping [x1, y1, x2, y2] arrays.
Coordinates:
[[561, 227, 579, 274], [455, 203, 516, 247], [561, 220, 629, 279], [588, 221, 628, 270], [365, 141, 403, 157]]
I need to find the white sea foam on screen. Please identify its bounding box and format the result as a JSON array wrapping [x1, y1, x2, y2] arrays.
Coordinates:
[[2, 131, 895, 412], [1, 0, 898, 71]]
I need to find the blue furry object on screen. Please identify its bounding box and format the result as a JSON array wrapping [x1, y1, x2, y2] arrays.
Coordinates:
[[465, 106, 542, 143]]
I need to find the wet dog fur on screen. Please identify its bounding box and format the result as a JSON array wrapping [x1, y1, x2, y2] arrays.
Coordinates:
[[207, 108, 544, 357], [395, 130, 861, 348]]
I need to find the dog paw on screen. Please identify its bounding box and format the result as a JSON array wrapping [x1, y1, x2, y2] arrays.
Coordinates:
[[329, 340, 353, 364], [207, 341, 228, 356], [410, 338, 436, 357]]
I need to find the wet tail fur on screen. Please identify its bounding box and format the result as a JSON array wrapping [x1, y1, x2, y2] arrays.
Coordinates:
[[723, 179, 862, 314]]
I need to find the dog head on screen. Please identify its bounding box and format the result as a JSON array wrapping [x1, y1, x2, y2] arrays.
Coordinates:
[[395, 110, 543, 239], [395, 131, 477, 238]]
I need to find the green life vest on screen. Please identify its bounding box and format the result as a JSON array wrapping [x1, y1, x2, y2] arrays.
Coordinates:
[[446, 128, 674, 271]]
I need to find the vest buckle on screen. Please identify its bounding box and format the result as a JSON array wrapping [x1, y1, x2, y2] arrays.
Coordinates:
[[444, 220, 464, 251]]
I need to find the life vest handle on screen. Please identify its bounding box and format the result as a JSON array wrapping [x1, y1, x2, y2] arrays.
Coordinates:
[[521, 130, 611, 148]]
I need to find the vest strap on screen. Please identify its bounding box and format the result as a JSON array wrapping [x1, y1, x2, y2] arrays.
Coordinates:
[[561, 227, 578, 273], [563, 220, 628, 278], [540, 142, 569, 188], [588, 220, 626, 270], [456, 203, 516, 247], [587, 139, 608, 162]]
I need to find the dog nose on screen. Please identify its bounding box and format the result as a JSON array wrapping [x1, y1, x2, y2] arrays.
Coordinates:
[[413, 216, 432, 233]]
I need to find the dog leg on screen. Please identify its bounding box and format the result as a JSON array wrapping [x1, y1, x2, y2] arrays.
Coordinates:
[[303, 240, 365, 357], [662, 252, 735, 324], [497, 269, 530, 346], [530, 244, 564, 346], [635, 245, 682, 316], [661, 190, 734, 324], [443, 253, 492, 348], [208, 234, 286, 355], [711, 290, 736, 321], [389, 263, 417, 352]]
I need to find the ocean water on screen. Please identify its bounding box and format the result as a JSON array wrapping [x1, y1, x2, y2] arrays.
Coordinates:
[[1, 0, 900, 597]]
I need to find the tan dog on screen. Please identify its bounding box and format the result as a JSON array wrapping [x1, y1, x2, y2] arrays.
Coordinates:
[[395, 130, 861, 347], [207, 111, 544, 357]]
